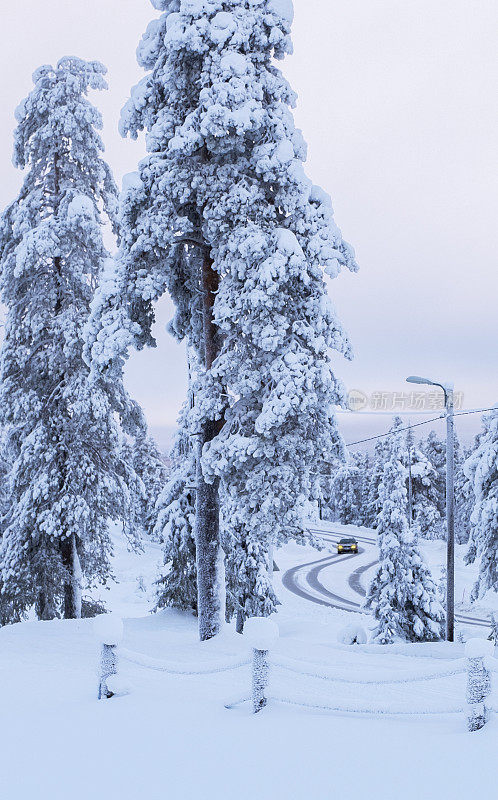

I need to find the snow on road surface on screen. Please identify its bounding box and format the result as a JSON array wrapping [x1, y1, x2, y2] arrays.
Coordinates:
[[1, 521, 498, 800], [280, 521, 494, 631]]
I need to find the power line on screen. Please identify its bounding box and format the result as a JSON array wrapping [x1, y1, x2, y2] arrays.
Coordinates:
[[344, 406, 497, 449], [344, 415, 444, 447]]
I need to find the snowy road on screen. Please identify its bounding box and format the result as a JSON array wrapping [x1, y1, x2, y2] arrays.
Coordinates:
[[282, 524, 491, 631]]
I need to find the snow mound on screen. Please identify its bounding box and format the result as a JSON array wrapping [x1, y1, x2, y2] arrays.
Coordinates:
[[465, 638, 494, 659], [244, 617, 279, 650], [93, 614, 124, 645], [337, 624, 368, 645]]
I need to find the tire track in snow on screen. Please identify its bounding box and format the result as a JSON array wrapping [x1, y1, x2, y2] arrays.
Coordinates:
[[282, 525, 491, 630]]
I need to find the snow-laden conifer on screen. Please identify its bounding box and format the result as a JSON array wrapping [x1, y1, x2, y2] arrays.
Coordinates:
[[155, 405, 197, 613], [86, 0, 357, 637], [464, 409, 498, 599], [364, 438, 388, 528], [364, 418, 444, 643], [423, 431, 446, 518], [330, 456, 363, 526], [455, 443, 473, 544], [0, 58, 135, 620], [405, 435, 443, 539], [131, 433, 168, 539]]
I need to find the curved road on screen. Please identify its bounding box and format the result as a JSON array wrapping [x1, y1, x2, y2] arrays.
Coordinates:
[[282, 526, 490, 630]]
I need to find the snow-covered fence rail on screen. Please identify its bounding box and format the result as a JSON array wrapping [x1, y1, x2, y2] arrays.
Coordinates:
[[92, 616, 496, 729], [117, 647, 250, 676], [92, 614, 250, 700], [271, 652, 467, 686], [228, 624, 496, 728]]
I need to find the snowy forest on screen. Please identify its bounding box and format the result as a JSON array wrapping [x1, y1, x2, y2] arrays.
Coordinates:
[[0, 2, 497, 796], [0, 0, 495, 648]]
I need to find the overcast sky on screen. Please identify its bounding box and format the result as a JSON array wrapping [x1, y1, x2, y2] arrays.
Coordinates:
[[1, 0, 497, 449]]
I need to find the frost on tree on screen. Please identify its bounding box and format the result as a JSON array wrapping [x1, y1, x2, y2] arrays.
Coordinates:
[[464, 409, 498, 600], [86, 0, 357, 638], [0, 59, 135, 621], [454, 442, 474, 544], [131, 433, 168, 540], [155, 404, 197, 614], [365, 438, 388, 528], [423, 430, 446, 519], [364, 418, 444, 643], [330, 454, 365, 526], [405, 430, 443, 539]]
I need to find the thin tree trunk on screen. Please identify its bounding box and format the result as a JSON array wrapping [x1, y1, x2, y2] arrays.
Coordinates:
[[36, 591, 57, 621], [236, 608, 245, 634], [61, 533, 82, 619], [194, 248, 223, 641]]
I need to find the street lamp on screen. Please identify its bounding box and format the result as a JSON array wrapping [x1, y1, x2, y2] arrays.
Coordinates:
[[406, 375, 455, 642]]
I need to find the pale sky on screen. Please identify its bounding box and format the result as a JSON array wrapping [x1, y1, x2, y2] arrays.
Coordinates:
[[1, 0, 497, 450]]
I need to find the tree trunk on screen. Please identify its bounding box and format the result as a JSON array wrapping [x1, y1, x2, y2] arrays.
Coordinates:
[[36, 591, 57, 621], [236, 608, 245, 634], [61, 533, 82, 619], [194, 248, 224, 641]]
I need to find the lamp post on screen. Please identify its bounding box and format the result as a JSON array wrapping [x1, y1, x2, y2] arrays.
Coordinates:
[[406, 375, 455, 641]]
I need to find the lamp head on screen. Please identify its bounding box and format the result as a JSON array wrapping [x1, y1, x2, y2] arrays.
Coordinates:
[[406, 376, 434, 386]]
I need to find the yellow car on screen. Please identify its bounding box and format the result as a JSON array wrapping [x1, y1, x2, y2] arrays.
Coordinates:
[[337, 537, 358, 554]]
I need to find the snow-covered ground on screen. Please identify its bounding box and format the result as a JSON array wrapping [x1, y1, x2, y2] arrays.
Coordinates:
[[1, 523, 497, 800]]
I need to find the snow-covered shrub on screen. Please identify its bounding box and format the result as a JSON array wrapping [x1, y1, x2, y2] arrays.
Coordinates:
[[337, 623, 367, 645]]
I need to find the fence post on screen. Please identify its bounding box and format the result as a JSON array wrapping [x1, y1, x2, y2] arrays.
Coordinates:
[[465, 638, 494, 731], [93, 614, 124, 700], [243, 616, 279, 713]]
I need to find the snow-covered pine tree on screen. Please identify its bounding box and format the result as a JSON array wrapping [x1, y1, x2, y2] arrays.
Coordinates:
[[455, 443, 473, 544], [463, 409, 498, 599], [423, 430, 446, 519], [405, 433, 443, 539], [364, 438, 388, 528], [364, 418, 444, 643], [353, 450, 372, 527], [331, 456, 363, 526], [0, 433, 19, 625], [131, 433, 168, 539], [0, 58, 134, 620], [85, 0, 357, 638], [155, 403, 197, 613]]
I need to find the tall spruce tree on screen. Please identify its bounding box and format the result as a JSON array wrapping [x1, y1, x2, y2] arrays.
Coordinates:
[[364, 418, 444, 643], [423, 430, 446, 520], [0, 58, 136, 620], [405, 433, 443, 539], [464, 409, 498, 599], [131, 433, 168, 539], [365, 438, 388, 528], [331, 457, 363, 526], [86, 0, 357, 638], [455, 444, 473, 544], [155, 403, 197, 613]]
